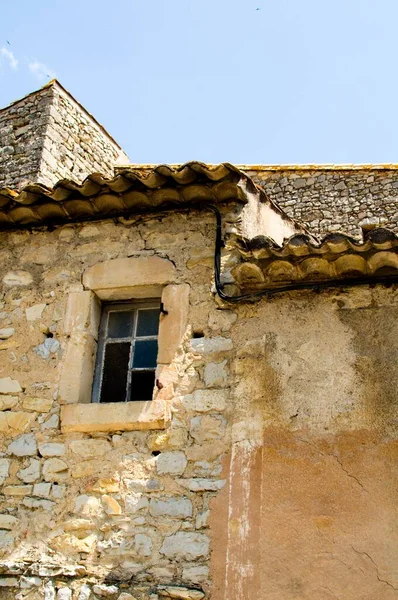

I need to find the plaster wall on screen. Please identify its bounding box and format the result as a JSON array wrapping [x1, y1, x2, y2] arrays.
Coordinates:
[[0, 209, 397, 598]]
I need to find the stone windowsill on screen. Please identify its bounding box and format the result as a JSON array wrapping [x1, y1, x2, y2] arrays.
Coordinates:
[[60, 400, 168, 433]]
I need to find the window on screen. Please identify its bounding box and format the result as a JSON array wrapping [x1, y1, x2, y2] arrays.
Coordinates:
[[92, 302, 160, 403]]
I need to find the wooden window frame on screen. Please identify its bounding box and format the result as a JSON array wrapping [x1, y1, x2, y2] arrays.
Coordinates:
[[92, 300, 160, 404]]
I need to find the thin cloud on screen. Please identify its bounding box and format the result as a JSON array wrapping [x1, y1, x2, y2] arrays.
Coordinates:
[[0, 47, 18, 70], [28, 60, 56, 82]]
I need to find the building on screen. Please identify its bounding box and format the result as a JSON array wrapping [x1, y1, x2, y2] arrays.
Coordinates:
[[0, 82, 398, 600]]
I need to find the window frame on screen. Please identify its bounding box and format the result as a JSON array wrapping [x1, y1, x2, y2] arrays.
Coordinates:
[[92, 300, 160, 404]]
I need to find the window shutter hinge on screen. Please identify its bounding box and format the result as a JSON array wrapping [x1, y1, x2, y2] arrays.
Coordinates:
[[160, 302, 168, 316]]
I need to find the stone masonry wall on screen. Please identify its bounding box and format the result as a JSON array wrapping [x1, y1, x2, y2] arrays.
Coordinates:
[[0, 208, 237, 600], [0, 87, 50, 190], [0, 82, 129, 191], [246, 168, 398, 238], [1, 205, 398, 599]]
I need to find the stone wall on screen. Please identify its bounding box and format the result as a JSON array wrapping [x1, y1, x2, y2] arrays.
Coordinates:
[[0, 206, 398, 599], [0, 82, 129, 191], [246, 167, 398, 238]]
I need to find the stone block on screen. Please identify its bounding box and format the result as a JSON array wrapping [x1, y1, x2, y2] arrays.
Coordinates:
[[69, 438, 111, 457], [0, 328, 15, 339], [63, 291, 101, 338], [134, 533, 152, 556], [204, 361, 228, 388], [61, 400, 167, 433], [3, 485, 33, 496], [101, 495, 122, 515], [182, 389, 227, 412], [182, 565, 209, 584], [188, 336, 233, 356], [190, 415, 226, 443], [157, 586, 205, 599], [160, 532, 209, 560], [23, 497, 55, 511], [42, 458, 68, 482], [7, 433, 37, 456], [150, 496, 192, 518], [0, 377, 22, 394], [23, 397, 53, 412], [158, 284, 190, 363], [32, 482, 51, 497], [38, 442, 65, 457], [156, 451, 187, 475], [0, 411, 35, 433], [2, 271, 33, 286], [26, 303, 46, 321], [83, 256, 176, 300], [0, 459, 10, 484], [177, 478, 226, 492], [18, 458, 41, 483], [58, 332, 97, 404], [93, 584, 119, 597], [0, 514, 18, 530], [0, 395, 18, 410], [0, 531, 14, 549]]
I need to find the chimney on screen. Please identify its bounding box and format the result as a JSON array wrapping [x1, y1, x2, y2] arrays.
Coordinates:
[[0, 80, 129, 191]]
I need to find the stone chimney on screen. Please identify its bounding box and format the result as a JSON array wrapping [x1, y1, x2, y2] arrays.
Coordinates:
[[0, 80, 129, 191]]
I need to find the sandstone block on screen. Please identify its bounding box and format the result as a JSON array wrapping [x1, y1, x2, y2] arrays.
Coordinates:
[[58, 332, 97, 405], [23, 397, 53, 412], [64, 291, 100, 338], [7, 433, 37, 456], [196, 509, 210, 529], [69, 438, 111, 457], [62, 518, 95, 532], [26, 303, 46, 321], [160, 532, 209, 560], [42, 458, 68, 482], [0, 395, 18, 410], [3, 485, 33, 496], [83, 256, 176, 300], [157, 284, 190, 363], [38, 442, 65, 457], [150, 497, 192, 519], [2, 271, 33, 286], [0, 377, 22, 394], [147, 429, 188, 451], [18, 458, 41, 483], [102, 495, 122, 515], [182, 389, 227, 412], [0, 514, 18, 530], [0, 411, 35, 434], [156, 451, 187, 475]]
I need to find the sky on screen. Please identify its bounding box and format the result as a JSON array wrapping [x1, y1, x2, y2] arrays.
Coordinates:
[[0, 0, 397, 165]]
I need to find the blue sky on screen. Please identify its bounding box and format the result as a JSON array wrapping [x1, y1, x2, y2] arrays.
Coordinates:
[[0, 0, 397, 165]]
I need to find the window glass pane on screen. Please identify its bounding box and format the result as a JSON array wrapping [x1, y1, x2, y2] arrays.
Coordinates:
[[100, 342, 130, 402], [136, 308, 160, 337], [107, 311, 134, 338], [132, 339, 158, 369], [130, 371, 155, 401]]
